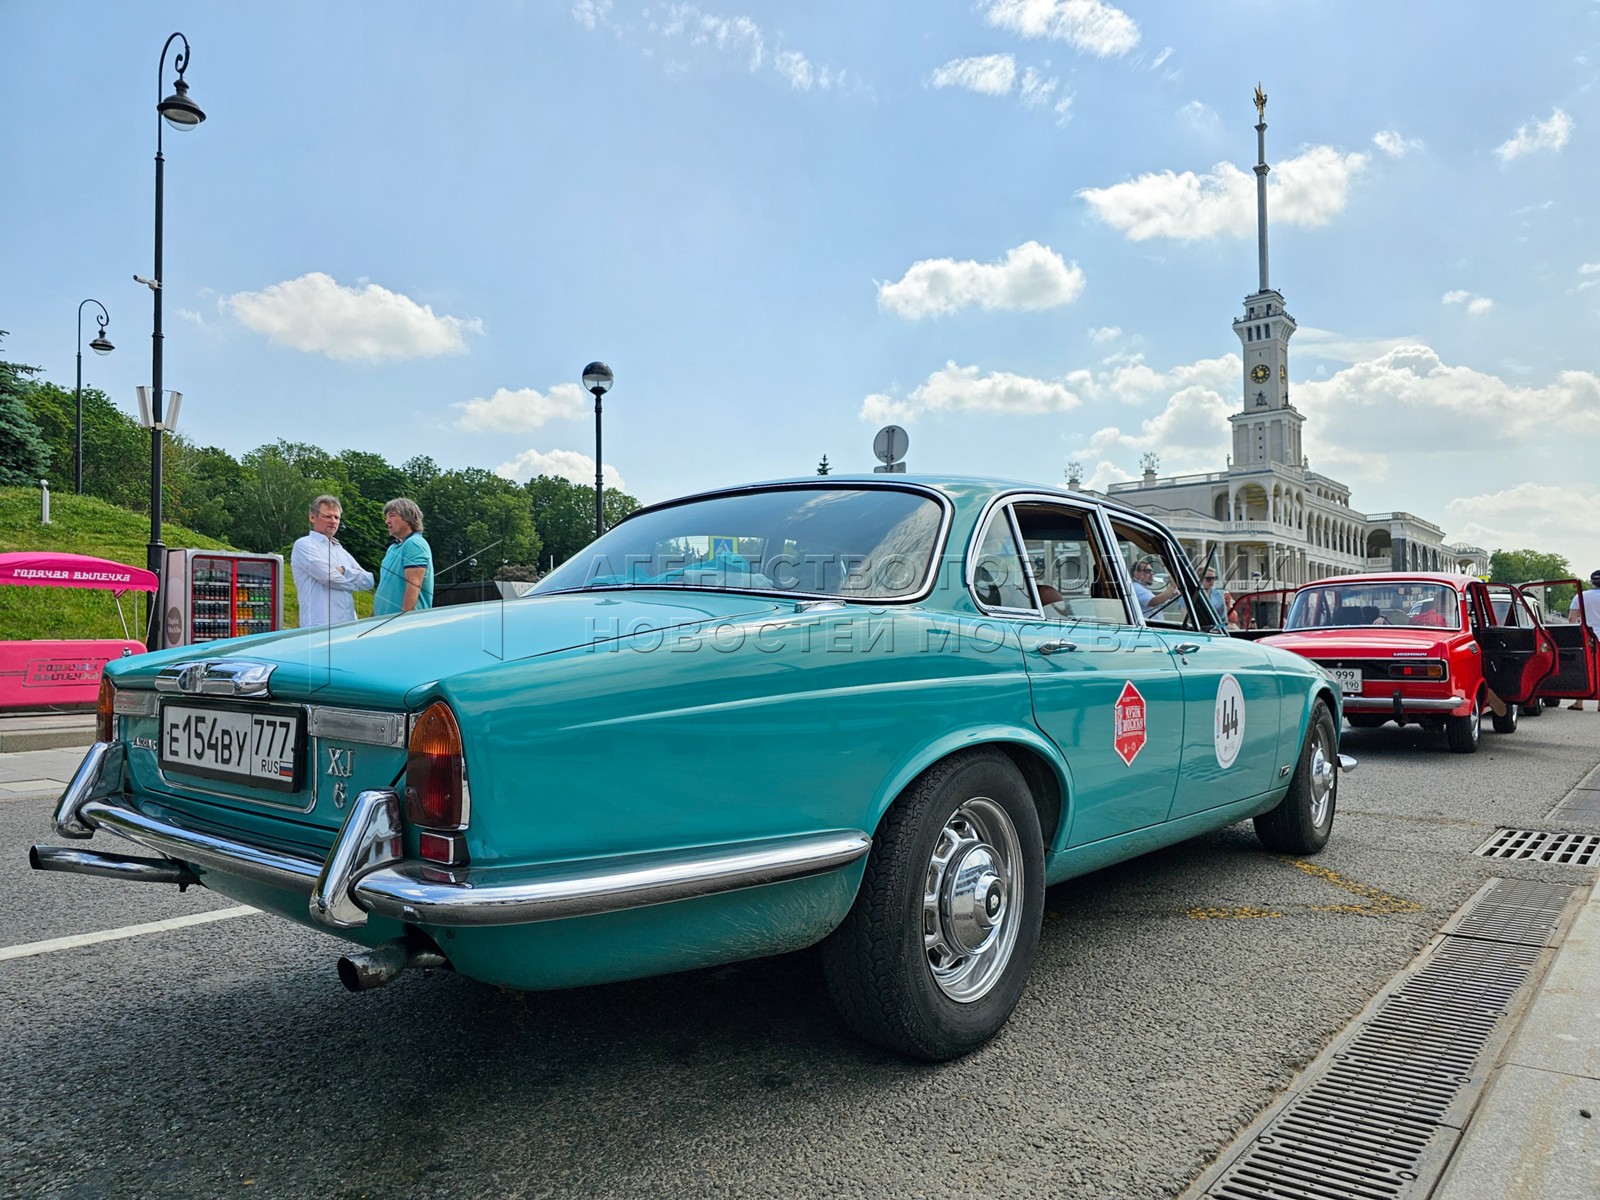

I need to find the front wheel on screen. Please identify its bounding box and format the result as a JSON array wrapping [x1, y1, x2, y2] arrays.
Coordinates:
[[1254, 702, 1338, 855], [1446, 693, 1483, 753], [821, 750, 1045, 1061]]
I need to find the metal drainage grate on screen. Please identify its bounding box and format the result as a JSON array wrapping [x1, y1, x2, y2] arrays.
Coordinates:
[[1189, 879, 1575, 1200], [1473, 828, 1600, 868]]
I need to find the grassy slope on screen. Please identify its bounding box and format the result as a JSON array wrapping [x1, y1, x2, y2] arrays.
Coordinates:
[[0, 487, 320, 639]]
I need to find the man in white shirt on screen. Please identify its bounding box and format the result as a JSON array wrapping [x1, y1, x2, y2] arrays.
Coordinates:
[[291, 494, 375, 627], [1565, 569, 1600, 710]]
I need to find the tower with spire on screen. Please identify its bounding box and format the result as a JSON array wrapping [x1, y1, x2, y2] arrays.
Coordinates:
[[1229, 84, 1303, 471]]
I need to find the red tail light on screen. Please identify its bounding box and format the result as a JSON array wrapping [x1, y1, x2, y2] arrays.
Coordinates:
[[406, 701, 466, 830], [96, 675, 116, 742]]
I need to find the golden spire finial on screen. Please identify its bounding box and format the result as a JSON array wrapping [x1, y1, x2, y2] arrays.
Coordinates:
[[1253, 84, 1267, 120]]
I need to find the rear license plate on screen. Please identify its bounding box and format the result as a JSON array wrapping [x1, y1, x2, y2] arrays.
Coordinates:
[[159, 703, 303, 791], [1328, 667, 1363, 693]]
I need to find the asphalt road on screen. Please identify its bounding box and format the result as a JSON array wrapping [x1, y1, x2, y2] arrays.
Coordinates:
[[4, 711, 1598, 1200]]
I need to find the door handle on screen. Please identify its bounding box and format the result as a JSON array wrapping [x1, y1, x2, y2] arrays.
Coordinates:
[[1036, 640, 1078, 655], [1173, 642, 1201, 655]]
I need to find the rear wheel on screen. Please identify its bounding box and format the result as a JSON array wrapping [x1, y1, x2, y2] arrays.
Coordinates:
[[821, 750, 1044, 1061], [1522, 697, 1544, 717], [1254, 702, 1338, 855], [1446, 692, 1483, 753], [1492, 700, 1519, 734]]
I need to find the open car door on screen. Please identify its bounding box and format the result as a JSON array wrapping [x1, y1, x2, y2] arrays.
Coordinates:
[[1229, 587, 1296, 637], [1515, 579, 1600, 700], [1470, 580, 1557, 704]]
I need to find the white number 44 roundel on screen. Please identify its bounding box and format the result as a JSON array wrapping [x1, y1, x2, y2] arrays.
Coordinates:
[[1214, 673, 1245, 769]]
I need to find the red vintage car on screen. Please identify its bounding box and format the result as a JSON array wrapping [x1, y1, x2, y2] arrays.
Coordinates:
[[1257, 573, 1582, 753]]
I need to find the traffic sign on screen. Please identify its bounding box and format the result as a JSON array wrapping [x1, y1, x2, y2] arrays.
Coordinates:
[[873, 425, 909, 465]]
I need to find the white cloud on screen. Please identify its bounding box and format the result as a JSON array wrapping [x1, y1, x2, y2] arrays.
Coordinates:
[[1443, 290, 1495, 316], [1495, 108, 1573, 161], [858, 361, 1082, 421], [1290, 326, 1422, 364], [929, 54, 1016, 95], [980, 0, 1141, 57], [1447, 483, 1600, 567], [639, 5, 845, 89], [877, 241, 1085, 318], [496, 447, 627, 491], [221, 273, 481, 362], [1373, 129, 1423, 157], [454, 384, 588, 433], [1018, 67, 1059, 108], [570, 1, 616, 33], [1178, 100, 1219, 135], [1079, 145, 1369, 241], [1088, 325, 1122, 343]]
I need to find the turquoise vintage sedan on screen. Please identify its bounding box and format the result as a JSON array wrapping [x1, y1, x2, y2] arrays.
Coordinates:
[[32, 477, 1348, 1060]]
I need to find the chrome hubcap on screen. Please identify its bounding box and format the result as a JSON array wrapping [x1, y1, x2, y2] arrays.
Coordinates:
[[924, 797, 1022, 1003], [1308, 727, 1335, 827]]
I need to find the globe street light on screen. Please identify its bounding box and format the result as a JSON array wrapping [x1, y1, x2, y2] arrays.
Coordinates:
[[74, 299, 114, 494], [145, 31, 206, 649], [582, 361, 614, 540]]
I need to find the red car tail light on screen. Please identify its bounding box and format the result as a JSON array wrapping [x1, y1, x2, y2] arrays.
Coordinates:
[[406, 702, 467, 836], [96, 676, 116, 742], [1387, 661, 1446, 680]]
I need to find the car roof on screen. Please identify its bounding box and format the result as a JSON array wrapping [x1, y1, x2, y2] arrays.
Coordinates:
[[628, 474, 1142, 519], [1301, 572, 1472, 589]]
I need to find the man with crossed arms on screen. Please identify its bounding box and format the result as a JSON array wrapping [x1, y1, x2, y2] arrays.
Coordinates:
[[290, 494, 375, 627]]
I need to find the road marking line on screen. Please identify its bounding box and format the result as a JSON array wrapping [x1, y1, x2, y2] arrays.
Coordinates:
[[0, 906, 258, 962], [1187, 859, 1421, 920]]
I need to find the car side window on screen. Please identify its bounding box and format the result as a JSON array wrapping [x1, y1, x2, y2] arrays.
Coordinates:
[[969, 506, 1034, 611], [1012, 502, 1133, 625], [1106, 518, 1207, 632]]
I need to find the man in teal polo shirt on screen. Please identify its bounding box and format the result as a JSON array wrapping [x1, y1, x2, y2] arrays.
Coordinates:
[[373, 497, 435, 615]]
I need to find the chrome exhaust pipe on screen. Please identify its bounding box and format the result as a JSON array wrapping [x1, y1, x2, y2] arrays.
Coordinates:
[[336, 937, 448, 993], [30, 843, 201, 887]]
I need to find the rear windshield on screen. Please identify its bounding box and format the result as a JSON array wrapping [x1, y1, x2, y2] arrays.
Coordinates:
[[1284, 582, 1461, 631], [532, 486, 945, 600]]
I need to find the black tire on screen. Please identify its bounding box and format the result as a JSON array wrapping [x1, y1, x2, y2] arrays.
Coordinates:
[[1446, 692, 1483, 753], [1345, 714, 1387, 729], [1254, 702, 1338, 855], [1522, 697, 1544, 717], [1492, 701, 1519, 734], [820, 750, 1045, 1062]]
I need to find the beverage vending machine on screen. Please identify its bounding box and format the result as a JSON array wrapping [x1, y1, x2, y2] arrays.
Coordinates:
[[160, 549, 285, 649]]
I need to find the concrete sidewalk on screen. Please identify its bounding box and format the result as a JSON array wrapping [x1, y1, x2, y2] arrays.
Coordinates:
[[2, 715, 1597, 1196], [1433, 873, 1600, 1198]]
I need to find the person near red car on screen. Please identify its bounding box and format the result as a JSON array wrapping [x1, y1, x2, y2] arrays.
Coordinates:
[[1566, 569, 1600, 710]]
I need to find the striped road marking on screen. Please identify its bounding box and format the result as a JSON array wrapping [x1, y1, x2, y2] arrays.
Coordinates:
[[0, 906, 258, 962]]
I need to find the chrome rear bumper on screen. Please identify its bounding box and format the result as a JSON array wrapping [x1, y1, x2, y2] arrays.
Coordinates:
[[30, 741, 871, 932]]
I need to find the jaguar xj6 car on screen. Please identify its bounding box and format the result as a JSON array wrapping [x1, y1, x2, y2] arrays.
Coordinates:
[[32, 477, 1350, 1060], [1257, 573, 1587, 752]]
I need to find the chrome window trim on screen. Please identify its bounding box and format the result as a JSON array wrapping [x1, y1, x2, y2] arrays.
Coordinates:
[[533, 479, 956, 606], [965, 495, 1043, 617]]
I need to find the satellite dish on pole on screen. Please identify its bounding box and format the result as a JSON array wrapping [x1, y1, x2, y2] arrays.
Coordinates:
[[872, 425, 909, 472]]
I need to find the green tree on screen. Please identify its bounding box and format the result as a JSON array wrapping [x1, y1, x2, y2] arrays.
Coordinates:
[[169, 442, 248, 542], [1491, 548, 1576, 619], [0, 334, 51, 486], [1489, 549, 1572, 585], [816, 454, 831, 475], [402, 455, 440, 493], [525, 474, 598, 569], [234, 445, 323, 553], [416, 467, 541, 583], [24, 380, 158, 511]]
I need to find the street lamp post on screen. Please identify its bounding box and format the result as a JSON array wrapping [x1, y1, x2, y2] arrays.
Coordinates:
[[145, 32, 206, 649], [582, 361, 614, 540], [74, 300, 114, 495]]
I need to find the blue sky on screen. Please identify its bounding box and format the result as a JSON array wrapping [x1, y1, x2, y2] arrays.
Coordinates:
[[5, 2, 1600, 575]]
